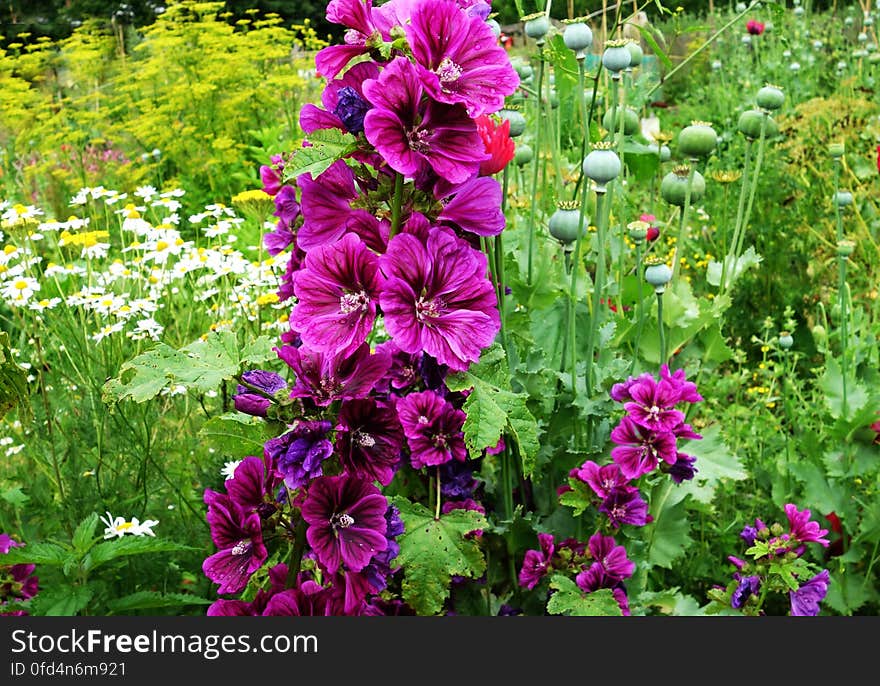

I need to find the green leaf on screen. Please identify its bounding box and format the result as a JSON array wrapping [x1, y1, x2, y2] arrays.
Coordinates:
[[199, 412, 274, 459], [1, 541, 70, 566], [638, 588, 705, 616], [819, 357, 869, 420], [72, 513, 100, 553], [1, 486, 29, 508], [558, 479, 594, 517], [622, 141, 660, 182], [634, 23, 672, 71], [392, 496, 487, 616], [646, 484, 693, 568], [84, 538, 197, 572], [824, 569, 871, 615], [103, 332, 277, 403], [446, 343, 540, 476], [107, 591, 213, 613], [0, 330, 32, 422], [706, 247, 763, 288], [281, 129, 359, 182], [546, 576, 623, 616], [32, 586, 93, 616], [789, 461, 846, 516], [677, 424, 747, 504]]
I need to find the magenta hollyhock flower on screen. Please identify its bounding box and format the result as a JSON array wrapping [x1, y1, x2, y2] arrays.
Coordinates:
[[202, 490, 268, 595], [362, 56, 488, 185], [259, 154, 284, 196], [610, 416, 678, 479], [0, 533, 22, 554], [272, 184, 301, 225], [785, 504, 830, 547], [263, 220, 295, 257], [297, 160, 387, 252], [574, 460, 632, 499], [379, 228, 499, 371], [225, 455, 276, 516], [518, 533, 555, 590], [301, 475, 389, 574], [665, 452, 698, 483], [789, 569, 830, 616], [234, 369, 288, 417], [659, 364, 704, 404], [290, 233, 381, 356], [262, 580, 342, 616], [405, 0, 519, 118], [315, 0, 387, 79], [336, 399, 404, 486], [622, 374, 688, 432], [375, 339, 421, 392], [276, 342, 391, 407], [599, 489, 650, 528], [436, 175, 505, 237], [396, 390, 467, 469], [266, 420, 334, 491], [584, 532, 636, 584], [300, 61, 380, 136]]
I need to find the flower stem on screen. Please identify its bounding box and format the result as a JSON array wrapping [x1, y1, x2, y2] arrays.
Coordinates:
[[286, 517, 308, 589], [630, 241, 645, 374], [585, 188, 609, 396], [735, 114, 769, 260], [657, 290, 667, 367], [527, 48, 545, 286], [721, 138, 753, 297], [672, 163, 696, 282], [435, 467, 442, 520], [388, 171, 405, 239]]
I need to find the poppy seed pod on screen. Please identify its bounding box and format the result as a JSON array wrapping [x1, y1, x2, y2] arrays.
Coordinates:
[[644, 260, 673, 292], [660, 166, 706, 207], [837, 239, 856, 257], [582, 141, 622, 189], [737, 109, 778, 139], [778, 332, 794, 349], [563, 20, 593, 56], [828, 142, 845, 158], [627, 219, 650, 243], [548, 201, 588, 245], [659, 145, 672, 162], [602, 39, 632, 74], [499, 107, 526, 137], [678, 121, 718, 158], [625, 41, 644, 68], [523, 12, 551, 41], [514, 143, 533, 166], [756, 84, 785, 111], [486, 18, 502, 38], [602, 106, 640, 136], [834, 191, 854, 208]]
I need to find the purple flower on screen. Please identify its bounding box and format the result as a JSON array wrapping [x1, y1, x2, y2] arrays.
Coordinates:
[[659, 364, 704, 403], [574, 460, 631, 500], [740, 519, 766, 546], [440, 459, 478, 499], [623, 373, 688, 432], [731, 574, 761, 609], [362, 56, 488, 185], [272, 184, 301, 225], [518, 533, 555, 590], [259, 154, 284, 196], [300, 61, 380, 136], [203, 490, 268, 595], [0, 534, 22, 555], [436, 175, 505, 237], [297, 160, 388, 253], [789, 569, 830, 616], [263, 221, 295, 257], [234, 370, 288, 417], [379, 228, 499, 372], [405, 0, 518, 118], [785, 504, 830, 548], [315, 0, 388, 79], [599, 489, 650, 528], [609, 416, 678, 479], [225, 455, 278, 517], [291, 233, 381, 356], [665, 452, 698, 483], [588, 531, 636, 583], [266, 420, 334, 491], [396, 390, 467, 469], [262, 580, 343, 616], [276, 342, 391, 407], [336, 398, 404, 486], [302, 475, 389, 574]]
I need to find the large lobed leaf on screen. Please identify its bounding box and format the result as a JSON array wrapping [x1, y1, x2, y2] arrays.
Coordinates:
[[392, 496, 488, 616], [546, 576, 623, 616]]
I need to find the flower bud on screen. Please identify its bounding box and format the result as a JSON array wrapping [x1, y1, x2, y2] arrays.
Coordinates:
[[770, 522, 784, 537], [811, 324, 827, 345], [858, 32, 868, 43], [659, 145, 672, 162]]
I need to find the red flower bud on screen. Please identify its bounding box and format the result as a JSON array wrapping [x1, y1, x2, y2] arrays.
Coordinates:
[[475, 114, 515, 176], [746, 19, 765, 35]]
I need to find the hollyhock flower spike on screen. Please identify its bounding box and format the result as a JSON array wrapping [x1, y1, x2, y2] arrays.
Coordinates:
[[379, 228, 499, 371], [301, 475, 389, 574], [405, 0, 519, 118], [362, 56, 489, 185], [290, 232, 382, 356]]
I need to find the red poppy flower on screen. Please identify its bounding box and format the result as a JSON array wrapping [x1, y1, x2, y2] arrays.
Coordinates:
[[475, 114, 515, 176], [746, 19, 765, 35]]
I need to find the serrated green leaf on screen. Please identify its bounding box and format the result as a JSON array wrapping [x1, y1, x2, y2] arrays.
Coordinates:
[[446, 343, 540, 476], [199, 412, 274, 459], [819, 357, 869, 420], [392, 496, 487, 616], [1, 486, 29, 508], [102, 343, 189, 403], [1, 541, 70, 566], [0, 331, 31, 421], [646, 484, 693, 568], [789, 461, 846, 516], [84, 538, 197, 572], [282, 129, 358, 181], [32, 586, 93, 616], [558, 479, 593, 517], [546, 575, 623, 616], [823, 569, 871, 615], [707, 246, 762, 288], [72, 513, 100, 553], [638, 588, 704, 616], [107, 591, 213, 613]]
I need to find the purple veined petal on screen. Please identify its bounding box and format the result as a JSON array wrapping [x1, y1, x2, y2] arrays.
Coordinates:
[[437, 175, 505, 236]]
